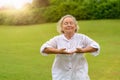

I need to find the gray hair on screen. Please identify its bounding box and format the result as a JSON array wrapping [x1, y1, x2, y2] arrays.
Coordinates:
[[57, 14, 79, 34]]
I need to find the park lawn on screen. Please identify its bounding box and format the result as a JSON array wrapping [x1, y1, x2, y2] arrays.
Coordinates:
[[0, 20, 120, 80]]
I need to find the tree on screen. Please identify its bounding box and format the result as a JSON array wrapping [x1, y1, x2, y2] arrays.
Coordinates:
[[32, 0, 49, 8]]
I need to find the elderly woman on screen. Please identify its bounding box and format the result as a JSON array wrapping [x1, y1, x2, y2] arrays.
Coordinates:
[[40, 15, 100, 80]]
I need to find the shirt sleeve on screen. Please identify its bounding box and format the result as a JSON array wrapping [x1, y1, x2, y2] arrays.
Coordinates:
[[40, 37, 57, 56], [82, 34, 100, 56]]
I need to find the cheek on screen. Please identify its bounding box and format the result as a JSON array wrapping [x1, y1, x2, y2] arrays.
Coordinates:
[[70, 26, 76, 30], [61, 26, 67, 30]]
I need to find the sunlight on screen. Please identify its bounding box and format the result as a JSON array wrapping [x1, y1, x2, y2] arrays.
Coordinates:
[[0, 0, 32, 9]]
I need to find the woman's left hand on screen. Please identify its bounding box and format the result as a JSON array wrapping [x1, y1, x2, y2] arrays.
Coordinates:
[[74, 48, 84, 53]]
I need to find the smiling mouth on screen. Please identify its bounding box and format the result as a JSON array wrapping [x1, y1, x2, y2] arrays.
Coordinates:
[[67, 27, 73, 29]]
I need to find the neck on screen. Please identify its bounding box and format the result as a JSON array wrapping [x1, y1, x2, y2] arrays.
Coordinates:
[[64, 33, 75, 40]]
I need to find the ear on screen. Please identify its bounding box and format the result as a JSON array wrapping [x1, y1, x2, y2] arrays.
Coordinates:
[[61, 26, 64, 33], [61, 29, 64, 33], [75, 25, 77, 32]]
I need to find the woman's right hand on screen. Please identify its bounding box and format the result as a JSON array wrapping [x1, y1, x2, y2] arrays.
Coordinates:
[[58, 48, 74, 54]]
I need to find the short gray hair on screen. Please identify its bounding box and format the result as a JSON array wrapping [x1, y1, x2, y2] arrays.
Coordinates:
[[57, 14, 79, 34]]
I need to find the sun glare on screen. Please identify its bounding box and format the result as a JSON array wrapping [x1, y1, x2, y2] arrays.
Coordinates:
[[0, 0, 32, 9]]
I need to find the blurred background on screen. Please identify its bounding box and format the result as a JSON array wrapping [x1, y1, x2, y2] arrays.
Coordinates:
[[0, 0, 119, 25], [0, 0, 120, 80]]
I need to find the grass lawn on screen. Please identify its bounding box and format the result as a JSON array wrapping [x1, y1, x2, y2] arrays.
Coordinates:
[[0, 20, 120, 80]]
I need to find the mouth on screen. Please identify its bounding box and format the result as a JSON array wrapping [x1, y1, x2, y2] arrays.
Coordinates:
[[67, 27, 73, 30]]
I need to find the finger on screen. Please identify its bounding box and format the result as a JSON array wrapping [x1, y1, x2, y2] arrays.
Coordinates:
[[61, 48, 66, 51], [76, 48, 81, 50]]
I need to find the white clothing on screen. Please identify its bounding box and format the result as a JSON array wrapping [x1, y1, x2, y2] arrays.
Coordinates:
[[40, 33, 100, 80]]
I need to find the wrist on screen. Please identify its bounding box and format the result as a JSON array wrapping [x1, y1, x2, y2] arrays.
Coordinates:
[[75, 48, 85, 53], [81, 48, 86, 53]]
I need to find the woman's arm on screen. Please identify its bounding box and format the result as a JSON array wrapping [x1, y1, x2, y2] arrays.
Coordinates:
[[43, 47, 74, 54], [75, 46, 98, 53], [78, 34, 100, 55]]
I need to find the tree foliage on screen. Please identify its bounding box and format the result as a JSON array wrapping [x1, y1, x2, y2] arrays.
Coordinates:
[[44, 0, 120, 22], [0, 0, 119, 25]]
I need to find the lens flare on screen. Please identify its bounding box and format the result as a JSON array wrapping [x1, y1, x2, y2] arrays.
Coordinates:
[[0, 0, 32, 9]]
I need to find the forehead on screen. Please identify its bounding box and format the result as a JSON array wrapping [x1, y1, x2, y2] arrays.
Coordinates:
[[62, 17, 74, 22]]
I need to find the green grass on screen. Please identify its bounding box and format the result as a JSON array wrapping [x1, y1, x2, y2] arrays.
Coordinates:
[[0, 20, 120, 80]]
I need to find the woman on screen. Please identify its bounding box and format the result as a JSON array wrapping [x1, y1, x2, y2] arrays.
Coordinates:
[[40, 15, 100, 80]]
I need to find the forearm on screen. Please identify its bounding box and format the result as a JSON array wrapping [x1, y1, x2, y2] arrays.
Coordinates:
[[82, 46, 98, 53], [75, 46, 98, 53], [43, 47, 73, 54], [43, 47, 60, 54]]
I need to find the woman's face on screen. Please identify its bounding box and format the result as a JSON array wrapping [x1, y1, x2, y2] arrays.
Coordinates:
[[61, 17, 76, 34]]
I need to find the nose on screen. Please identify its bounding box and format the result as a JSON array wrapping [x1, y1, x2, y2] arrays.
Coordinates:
[[67, 23, 72, 26]]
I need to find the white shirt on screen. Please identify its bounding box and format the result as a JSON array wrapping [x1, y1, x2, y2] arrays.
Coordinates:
[[40, 33, 100, 80]]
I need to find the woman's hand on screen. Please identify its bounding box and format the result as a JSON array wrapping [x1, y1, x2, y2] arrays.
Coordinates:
[[74, 48, 84, 53], [58, 48, 74, 54]]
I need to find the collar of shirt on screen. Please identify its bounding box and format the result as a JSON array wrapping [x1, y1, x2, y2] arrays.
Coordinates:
[[62, 33, 77, 42]]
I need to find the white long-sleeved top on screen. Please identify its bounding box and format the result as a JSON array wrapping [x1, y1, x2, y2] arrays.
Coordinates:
[[40, 33, 100, 80]]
